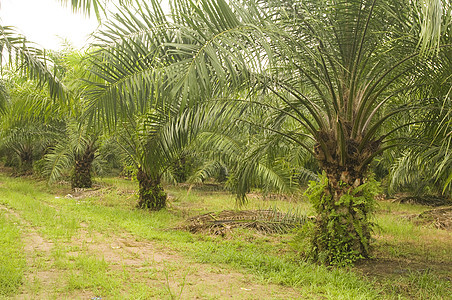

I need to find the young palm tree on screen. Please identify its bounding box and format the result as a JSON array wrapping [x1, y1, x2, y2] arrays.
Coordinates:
[[82, 0, 232, 209], [45, 119, 100, 188], [0, 75, 62, 173], [44, 50, 103, 189], [115, 105, 212, 209]]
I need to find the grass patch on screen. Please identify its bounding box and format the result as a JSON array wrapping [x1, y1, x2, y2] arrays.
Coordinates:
[[0, 212, 26, 296], [66, 255, 119, 292], [189, 239, 380, 299]]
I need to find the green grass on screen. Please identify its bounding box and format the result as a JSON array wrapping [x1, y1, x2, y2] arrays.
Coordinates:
[[65, 255, 120, 292], [0, 212, 26, 296], [188, 240, 380, 299], [0, 174, 450, 299]]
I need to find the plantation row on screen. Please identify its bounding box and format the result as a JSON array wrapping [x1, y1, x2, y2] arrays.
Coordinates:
[[0, 0, 450, 265]]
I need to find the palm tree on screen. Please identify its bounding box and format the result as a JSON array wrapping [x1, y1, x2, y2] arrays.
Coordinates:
[[0, 23, 67, 171], [74, 0, 449, 263], [0, 74, 62, 173], [114, 105, 212, 209], [82, 0, 232, 209], [152, 0, 450, 263], [43, 49, 104, 189], [45, 119, 101, 188]]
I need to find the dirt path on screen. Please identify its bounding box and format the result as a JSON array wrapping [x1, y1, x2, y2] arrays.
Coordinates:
[[1, 205, 64, 299], [69, 225, 302, 299], [1, 203, 302, 299]]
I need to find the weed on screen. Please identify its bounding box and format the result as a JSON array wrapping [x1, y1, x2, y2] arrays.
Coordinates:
[[163, 263, 189, 300]]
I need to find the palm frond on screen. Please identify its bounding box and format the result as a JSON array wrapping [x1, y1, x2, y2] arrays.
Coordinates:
[[44, 141, 74, 183], [184, 207, 309, 235], [0, 25, 66, 100], [57, 0, 133, 21]]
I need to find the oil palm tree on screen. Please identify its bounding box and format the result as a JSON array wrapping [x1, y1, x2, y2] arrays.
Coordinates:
[[0, 74, 62, 173], [82, 0, 230, 209], [115, 104, 215, 209], [44, 119, 101, 188], [43, 49, 103, 189], [80, 0, 449, 263]]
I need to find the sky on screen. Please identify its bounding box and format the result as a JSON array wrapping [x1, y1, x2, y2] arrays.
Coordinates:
[[0, 0, 99, 50]]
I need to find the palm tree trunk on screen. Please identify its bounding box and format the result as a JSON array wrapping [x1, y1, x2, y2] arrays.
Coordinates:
[[71, 147, 95, 189], [136, 169, 166, 210], [315, 167, 372, 263], [309, 137, 379, 265], [18, 148, 33, 173], [20, 153, 33, 171]]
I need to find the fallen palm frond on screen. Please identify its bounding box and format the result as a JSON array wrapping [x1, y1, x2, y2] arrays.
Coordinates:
[[183, 208, 310, 235], [391, 194, 451, 207], [415, 206, 452, 231]]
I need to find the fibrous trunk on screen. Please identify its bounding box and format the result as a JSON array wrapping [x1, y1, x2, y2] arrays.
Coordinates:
[[137, 169, 166, 210], [19, 149, 33, 173], [71, 147, 95, 189], [310, 134, 379, 265], [313, 165, 373, 264]]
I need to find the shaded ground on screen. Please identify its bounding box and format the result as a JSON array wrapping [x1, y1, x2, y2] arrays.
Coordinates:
[[388, 193, 451, 207]]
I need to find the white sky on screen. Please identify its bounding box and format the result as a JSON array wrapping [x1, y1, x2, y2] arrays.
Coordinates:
[[0, 0, 99, 50]]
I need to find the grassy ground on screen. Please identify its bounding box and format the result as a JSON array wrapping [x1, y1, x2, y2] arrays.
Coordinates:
[[0, 174, 450, 299]]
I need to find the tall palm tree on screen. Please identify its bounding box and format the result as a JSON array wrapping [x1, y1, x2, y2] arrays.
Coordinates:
[[158, 0, 450, 264]]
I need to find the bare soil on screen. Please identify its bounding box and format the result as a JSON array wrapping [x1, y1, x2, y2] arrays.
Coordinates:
[[67, 227, 303, 299], [1, 203, 302, 299]]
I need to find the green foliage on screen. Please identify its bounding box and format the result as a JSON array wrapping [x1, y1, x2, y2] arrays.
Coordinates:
[[0, 71, 64, 174], [303, 174, 329, 212], [0, 25, 65, 100], [170, 155, 197, 183], [299, 173, 381, 266], [1, 0, 449, 280], [388, 97, 452, 198], [137, 180, 167, 210]]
